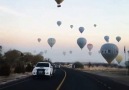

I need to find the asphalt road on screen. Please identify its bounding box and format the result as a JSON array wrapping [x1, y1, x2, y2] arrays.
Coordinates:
[[0, 68, 129, 90]]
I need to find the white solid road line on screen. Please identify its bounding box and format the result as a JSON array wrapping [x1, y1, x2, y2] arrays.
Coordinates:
[[56, 69, 67, 90]]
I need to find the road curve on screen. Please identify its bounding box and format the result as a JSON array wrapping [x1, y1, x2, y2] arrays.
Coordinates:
[[0, 68, 129, 90], [0, 69, 65, 90], [60, 68, 129, 90]]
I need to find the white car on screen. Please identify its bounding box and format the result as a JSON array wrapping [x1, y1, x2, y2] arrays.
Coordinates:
[[32, 62, 54, 78]]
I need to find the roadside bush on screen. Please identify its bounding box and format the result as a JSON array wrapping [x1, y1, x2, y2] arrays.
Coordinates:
[[25, 63, 33, 72], [73, 62, 84, 69], [0, 61, 11, 76], [14, 62, 25, 73]]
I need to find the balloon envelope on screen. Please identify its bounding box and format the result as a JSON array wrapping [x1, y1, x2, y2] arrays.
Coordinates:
[[47, 38, 56, 48], [94, 24, 97, 27], [116, 55, 123, 64], [125, 61, 129, 67], [57, 21, 61, 26], [55, 0, 64, 7], [100, 43, 119, 64], [88, 52, 92, 55], [87, 44, 93, 51], [104, 36, 109, 42], [116, 36, 121, 42], [37, 38, 41, 42], [77, 37, 87, 49], [70, 25, 73, 29], [79, 27, 85, 33], [69, 50, 72, 54], [63, 51, 66, 56]]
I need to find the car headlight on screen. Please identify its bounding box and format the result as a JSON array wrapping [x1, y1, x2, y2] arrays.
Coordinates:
[[32, 69, 37, 75]]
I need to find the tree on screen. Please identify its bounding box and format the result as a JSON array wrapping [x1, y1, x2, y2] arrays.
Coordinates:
[[32, 54, 44, 65], [0, 59, 11, 76], [4, 49, 22, 67]]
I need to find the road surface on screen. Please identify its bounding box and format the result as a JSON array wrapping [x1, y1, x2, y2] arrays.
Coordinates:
[[0, 68, 129, 90]]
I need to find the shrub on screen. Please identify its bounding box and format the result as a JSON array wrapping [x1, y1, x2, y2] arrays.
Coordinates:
[[14, 62, 25, 73], [0, 61, 11, 76], [73, 62, 84, 69], [25, 63, 33, 72]]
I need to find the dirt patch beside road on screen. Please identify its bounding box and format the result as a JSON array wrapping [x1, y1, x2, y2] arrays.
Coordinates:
[[0, 72, 31, 85]]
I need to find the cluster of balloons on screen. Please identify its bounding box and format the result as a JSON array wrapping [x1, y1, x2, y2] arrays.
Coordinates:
[[104, 36, 121, 43], [62, 51, 72, 56]]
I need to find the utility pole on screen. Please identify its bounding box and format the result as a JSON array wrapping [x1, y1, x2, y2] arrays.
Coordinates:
[[127, 50, 129, 75]]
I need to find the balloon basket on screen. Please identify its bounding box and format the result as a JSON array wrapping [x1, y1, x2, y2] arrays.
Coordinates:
[[57, 4, 61, 7]]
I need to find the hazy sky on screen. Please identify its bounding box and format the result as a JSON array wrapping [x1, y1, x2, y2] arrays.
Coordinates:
[[0, 0, 129, 64]]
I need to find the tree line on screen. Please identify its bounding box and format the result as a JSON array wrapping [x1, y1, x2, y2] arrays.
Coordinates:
[[0, 46, 44, 76]]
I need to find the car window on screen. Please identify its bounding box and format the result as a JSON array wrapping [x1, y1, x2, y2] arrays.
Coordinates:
[[36, 63, 49, 67]]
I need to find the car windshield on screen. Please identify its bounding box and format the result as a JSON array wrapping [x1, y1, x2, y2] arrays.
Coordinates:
[[36, 63, 49, 67]]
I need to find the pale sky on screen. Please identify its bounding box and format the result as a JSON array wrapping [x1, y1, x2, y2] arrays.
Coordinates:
[[0, 0, 129, 64]]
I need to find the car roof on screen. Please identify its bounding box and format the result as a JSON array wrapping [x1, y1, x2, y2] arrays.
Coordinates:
[[37, 62, 50, 63]]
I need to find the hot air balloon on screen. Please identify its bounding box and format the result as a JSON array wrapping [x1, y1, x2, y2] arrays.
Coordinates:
[[69, 50, 72, 54], [0, 45, 2, 52], [87, 44, 93, 51], [39, 51, 43, 55], [94, 24, 97, 27], [44, 50, 47, 54], [37, 38, 41, 42], [55, 0, 64, 7], [70, 25, 73, 29], [100, 43, 119, 64], [116, 55, 123, 64], [79, 27, 85, 34], [125, 61, 129, 67], [77, 37, 87, 50], [63, 51, 66, 56], [88, 52, 92, 55], [104, 36, 109, 42], [48, 38, 56, 48], [116, 36, 121, 42], [57, 21, 61, 26]]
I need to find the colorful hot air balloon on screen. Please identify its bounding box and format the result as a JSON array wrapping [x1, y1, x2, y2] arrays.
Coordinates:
[[77, 37, 87, 50], [79, 27, 85, 34], [116, 55, 123, 64], [104, 36, 109, 42], [55, 0, 64, 7], [37, 38, 41, 42], [100, 43, 119, 64], [57, 21, 62, 26], [87, 44, 93, 51], [47, 38, 56, 48], [116, 36, 121, 42]]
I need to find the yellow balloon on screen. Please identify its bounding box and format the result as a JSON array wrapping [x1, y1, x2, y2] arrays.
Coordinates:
[[116, 55, 123, 64]]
